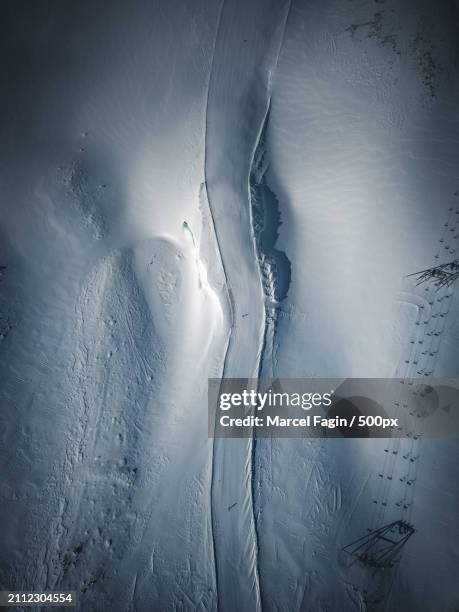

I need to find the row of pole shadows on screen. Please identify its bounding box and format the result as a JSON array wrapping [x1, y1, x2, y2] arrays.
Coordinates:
[[342, 200, 459, 592]]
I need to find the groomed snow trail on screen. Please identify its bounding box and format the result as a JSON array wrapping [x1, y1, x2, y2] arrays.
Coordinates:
[[204, 1, 292, 610]]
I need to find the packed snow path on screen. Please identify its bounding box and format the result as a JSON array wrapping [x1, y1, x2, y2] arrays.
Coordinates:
[[1, 1, 459, 611]]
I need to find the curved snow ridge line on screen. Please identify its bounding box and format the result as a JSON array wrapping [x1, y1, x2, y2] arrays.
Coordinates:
[[246, 3, 293, 610], [181, 221, 226, 365], [246, 105, 273, 612], [247, 0, 294, 378], [201, 1, 232, 608]]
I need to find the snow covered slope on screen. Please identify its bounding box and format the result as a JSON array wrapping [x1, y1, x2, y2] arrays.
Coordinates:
[[254, 1, 459, 610], [0, 1, 458, 611], [0, 2, 227, 609]]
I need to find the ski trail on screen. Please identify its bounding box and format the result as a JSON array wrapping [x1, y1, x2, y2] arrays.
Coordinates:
[[203, 0, 293, 609]]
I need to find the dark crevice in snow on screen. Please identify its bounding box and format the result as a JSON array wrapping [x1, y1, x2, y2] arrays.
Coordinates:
[[247, 3, 293, 608], [248, 107, 292, 612], [251, 110, 291, 378]]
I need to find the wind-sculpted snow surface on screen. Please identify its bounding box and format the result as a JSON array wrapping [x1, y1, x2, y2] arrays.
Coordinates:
[[1, 0, 459, 611], [0, 1, 228, 609], [253, 1, 459, 610]]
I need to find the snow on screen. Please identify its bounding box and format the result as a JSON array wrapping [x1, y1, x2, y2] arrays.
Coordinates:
[[0, 0, 459, 611], [254, 1, 459, 610]]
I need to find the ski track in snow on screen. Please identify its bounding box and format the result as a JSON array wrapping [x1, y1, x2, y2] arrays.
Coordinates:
[[1, 1, 459, 611], [204, 1, 292, 609]]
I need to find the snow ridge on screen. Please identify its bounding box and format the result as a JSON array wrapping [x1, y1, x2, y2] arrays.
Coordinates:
[[247, 108, 293, 612], [201, 0, 232, 607], [246, 4, 293, 609]]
